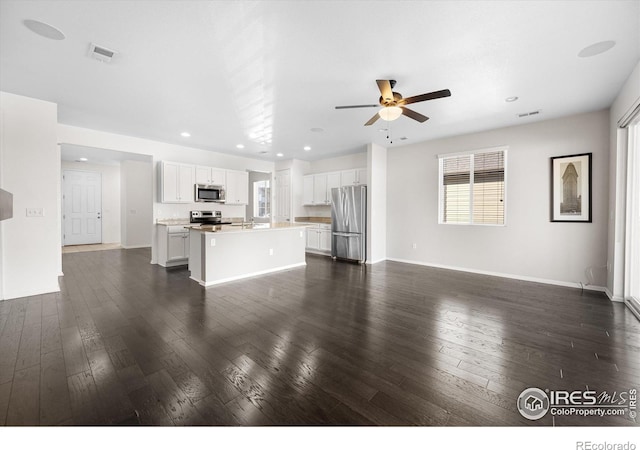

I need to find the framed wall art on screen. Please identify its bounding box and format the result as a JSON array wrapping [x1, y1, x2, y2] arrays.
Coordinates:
[[550, 153, 592, 222]]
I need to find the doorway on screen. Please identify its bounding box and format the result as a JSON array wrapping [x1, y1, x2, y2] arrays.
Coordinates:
[[62, 169, 102, 245], [247, 171, 272, 223], [274, 168, 291, 223]]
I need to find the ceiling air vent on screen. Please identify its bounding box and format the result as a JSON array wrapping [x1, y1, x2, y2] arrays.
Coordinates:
[[517, 110, 541, 118], [88, 43, 117, 63]]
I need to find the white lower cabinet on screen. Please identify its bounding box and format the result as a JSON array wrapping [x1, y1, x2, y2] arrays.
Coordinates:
[[158, 225, 190, 267], [305, 224, 332, 254]]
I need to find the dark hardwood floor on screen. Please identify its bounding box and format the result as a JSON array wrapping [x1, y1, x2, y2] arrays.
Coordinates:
[[0, 248, 638, 426]]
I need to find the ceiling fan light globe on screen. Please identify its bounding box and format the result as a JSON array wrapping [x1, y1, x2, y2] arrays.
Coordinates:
[[378, 106, 403, 121]]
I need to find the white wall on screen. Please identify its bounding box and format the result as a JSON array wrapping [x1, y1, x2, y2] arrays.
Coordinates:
[[62, 161, 121, 244], [121, 160, 153, 248], [387, 110, 610, 290], [0, 92, 60, 300], [308, 151, 367, 173], [607, 59, 640, 300], [367, 143, 387, 263]]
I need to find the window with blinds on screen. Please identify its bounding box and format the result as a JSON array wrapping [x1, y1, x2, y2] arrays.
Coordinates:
[[439, 149, 506, 225]]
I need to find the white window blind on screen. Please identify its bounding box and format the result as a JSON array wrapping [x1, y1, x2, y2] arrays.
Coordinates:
[[439, 149, 506, 225]]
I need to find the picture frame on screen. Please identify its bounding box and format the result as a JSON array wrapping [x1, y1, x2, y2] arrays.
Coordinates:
[[550, 153, 592, 222]]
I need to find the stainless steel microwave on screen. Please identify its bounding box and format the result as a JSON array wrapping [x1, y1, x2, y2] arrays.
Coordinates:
[[194, 184, 225, 203]]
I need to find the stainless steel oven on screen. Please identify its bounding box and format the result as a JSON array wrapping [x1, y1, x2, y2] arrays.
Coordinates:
[[190, 210, 232, 225], [194, 184, 225, 203]]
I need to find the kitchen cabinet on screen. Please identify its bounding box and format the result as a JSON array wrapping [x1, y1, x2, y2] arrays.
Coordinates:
[[157, 225, 189, 267], [161, 161, 195, 203], [195, 166, 226, 186], [340, 168, 367, 186], [319, 225, 331, 252], [225, 170, 249, 205], [305, 223, 331, 254], [313, 174, 328, 205], [303, 175, 314, 205], [303, 172, 341, 205]]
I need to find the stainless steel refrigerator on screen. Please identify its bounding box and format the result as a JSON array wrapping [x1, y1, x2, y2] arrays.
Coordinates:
[[331, 185, 366, 263]]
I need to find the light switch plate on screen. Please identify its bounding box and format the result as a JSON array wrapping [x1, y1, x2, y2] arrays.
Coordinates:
[[210, 238, 216, 247], [26, 208, 44, 217]]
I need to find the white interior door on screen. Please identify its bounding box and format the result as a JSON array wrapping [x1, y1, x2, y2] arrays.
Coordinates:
[[63, 170, 102, 245], [274, 169, 291, 223]]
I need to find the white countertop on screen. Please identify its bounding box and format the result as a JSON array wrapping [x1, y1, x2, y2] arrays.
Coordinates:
[[156, 218, 190, 226]]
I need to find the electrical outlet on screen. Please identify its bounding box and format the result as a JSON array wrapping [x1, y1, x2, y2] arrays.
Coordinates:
[[269, 248, 274, 256], [210, 238, 216, 247], [26, 208, 44, 217], [412, 243, 417, 249]]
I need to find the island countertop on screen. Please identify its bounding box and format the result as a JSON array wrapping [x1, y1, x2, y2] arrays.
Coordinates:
[[188, 223, 308, 287], [187, 222, 313, 233]]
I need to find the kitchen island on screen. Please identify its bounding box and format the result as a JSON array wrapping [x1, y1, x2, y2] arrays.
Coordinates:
[[188, 223, 308, 287]]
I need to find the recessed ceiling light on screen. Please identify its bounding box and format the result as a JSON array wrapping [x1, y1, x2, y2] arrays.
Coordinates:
[[23, 19, 65, 40], [249, 132, 258, 139], [578, 40, 616, 58], [303, 146, 311, 151], [236, 144, 245, 149], [180, 132, 191, 137], [77, 157, 88, 162], [310, 128, 324, 133], [505, 96, 519, 103], [276, 153, 284, 157]]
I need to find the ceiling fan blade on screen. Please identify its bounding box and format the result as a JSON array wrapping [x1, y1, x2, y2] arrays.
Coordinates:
[[335, 104, 379, 109], [364, 112, 380, 126], [401, 89, 451, 105], [376, 80, 394, 102], [401, 107, 429, 123]]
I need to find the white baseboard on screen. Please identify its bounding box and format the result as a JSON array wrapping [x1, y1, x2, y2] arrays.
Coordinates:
[[366, 258, 386, 265], [2, 283, 61, 301], [603, 287, 625, 302], [193, 262, 307, 287], [625, 297, 640, 320], [121, 244, 151, 249], [386, 257, 608, 294]]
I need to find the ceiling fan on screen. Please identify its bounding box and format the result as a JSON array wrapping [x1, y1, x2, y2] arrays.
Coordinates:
[[335, 80, 451, 126]]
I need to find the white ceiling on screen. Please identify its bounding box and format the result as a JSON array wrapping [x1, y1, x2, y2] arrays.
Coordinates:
[[60, 144, 151, 166], [1, 1, 639, 162]]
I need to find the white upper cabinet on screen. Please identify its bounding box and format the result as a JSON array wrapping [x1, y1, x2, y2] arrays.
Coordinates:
[[303, 175, 314, 205], [195, 166, 226, 186], [313, 174, 328, 205], [326, 172, 341, 197], [161, 161, 195, 203], [303, 172, 340, 205], [303, 168, 366, 205], [225, 170, 249, 205], [340, 168, 367, 186]]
